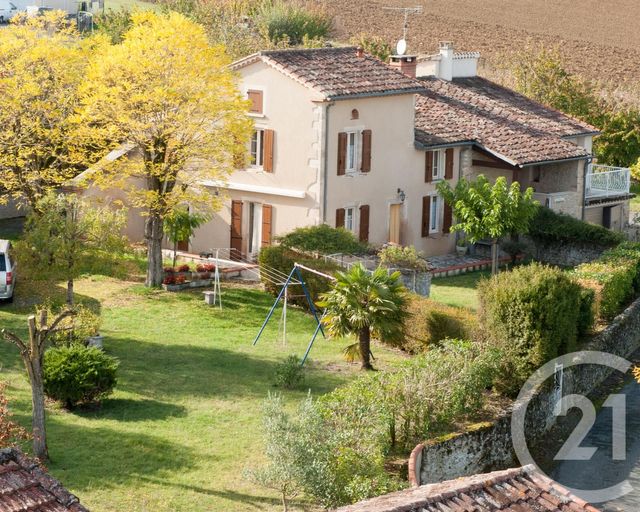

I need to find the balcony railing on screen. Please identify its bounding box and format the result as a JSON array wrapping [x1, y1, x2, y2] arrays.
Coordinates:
[[585, 164, 631, 199]]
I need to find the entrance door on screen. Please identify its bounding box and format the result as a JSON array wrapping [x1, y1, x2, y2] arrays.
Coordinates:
[[389, 204, 401, 244], [230, 200, 243, 260], [176, 239, 189, 252], [248, 202, 262, 257]]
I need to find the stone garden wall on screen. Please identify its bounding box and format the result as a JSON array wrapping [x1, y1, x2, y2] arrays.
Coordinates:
[[522, 237, 607, 267], [410, 295, 640, 486]]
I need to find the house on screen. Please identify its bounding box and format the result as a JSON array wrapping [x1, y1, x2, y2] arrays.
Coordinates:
[[336, 465, 602, 512], [0, 447, 89, 511], [78, 42, 632, 259]]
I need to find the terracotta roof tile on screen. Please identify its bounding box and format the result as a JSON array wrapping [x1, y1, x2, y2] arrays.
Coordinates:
[[336, 466, 602, 512], [0, 448, 88, 512], [414, 76, 597, 166], [233, 47, 424, 100]]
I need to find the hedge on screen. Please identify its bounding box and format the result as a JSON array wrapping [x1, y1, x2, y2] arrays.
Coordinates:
[[479, 263, 583, 396], [277, 224, 367, 255], [258, 245, 340, 309], [528, 206, 624, 247], [392, 296, 476, 353]]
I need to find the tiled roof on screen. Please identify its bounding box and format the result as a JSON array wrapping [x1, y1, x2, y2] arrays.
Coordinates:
[[415, 76, 598, 166], [232, 47, 424, 100], [0, 448, 89, 512], [337, 465, 602, 512]]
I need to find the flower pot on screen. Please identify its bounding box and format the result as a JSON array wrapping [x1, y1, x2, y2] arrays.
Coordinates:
[[456, 245, 467, 256], [87, 335, 104, 350]]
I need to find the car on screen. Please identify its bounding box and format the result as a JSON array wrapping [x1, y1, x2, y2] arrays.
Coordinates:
[[0, 240, 16, 303], [0, 0, 18, 23]]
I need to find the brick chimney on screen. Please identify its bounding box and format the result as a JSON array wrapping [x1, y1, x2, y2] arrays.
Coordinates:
[[388, 54, 417, 78]]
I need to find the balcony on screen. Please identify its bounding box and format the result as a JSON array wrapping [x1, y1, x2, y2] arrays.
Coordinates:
[[585, 164, 631, 200]]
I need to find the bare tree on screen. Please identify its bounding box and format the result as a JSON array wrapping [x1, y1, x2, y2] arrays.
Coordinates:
[[1, 309, 74, 460]]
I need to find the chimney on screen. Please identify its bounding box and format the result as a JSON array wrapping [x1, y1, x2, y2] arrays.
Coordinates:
[[356, 46, 364, 58], [438, 41, 454, 81], [389, 54, 417, 78]]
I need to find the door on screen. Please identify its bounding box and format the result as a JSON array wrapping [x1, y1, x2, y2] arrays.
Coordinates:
[[389, 204, 401, 244], [176, 239, 189, 252], [230, 200, 243, 260], [248, 202, 262, 257]]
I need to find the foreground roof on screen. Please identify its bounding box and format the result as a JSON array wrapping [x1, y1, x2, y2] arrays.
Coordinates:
[[337, 465, 601, 512], [415, 76, 598, 166], [0, 448, 89, 512], [232, 47, 424, 100]]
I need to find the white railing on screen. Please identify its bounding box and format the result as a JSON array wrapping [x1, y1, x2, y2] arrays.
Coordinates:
[[585, 164, 631, 199]]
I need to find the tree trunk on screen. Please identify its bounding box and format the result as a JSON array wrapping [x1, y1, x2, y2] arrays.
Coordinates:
[[145, 214, 164, 287], [491, 238, 499, 275], [358, 327, 373, 370], [66, 278, 74, 306], [29, 360, 48, 461], [281, 492, 288, 512], [172, 240, 178, 269]]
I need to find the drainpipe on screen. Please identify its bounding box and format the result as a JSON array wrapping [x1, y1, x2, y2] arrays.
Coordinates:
[[582, 156, 592, 221], [320, 101, 334, 224]]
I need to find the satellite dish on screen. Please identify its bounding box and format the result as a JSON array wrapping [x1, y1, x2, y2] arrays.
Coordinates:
[[396, 38, 407, 56]]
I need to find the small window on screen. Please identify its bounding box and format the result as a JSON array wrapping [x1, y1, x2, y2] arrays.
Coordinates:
[[247, 90, 263, 114], [351, 109, 359, 120], [250, 129, 264, 166], [346, 131, 360, 172], [430, 195, 440, 233], [432, 150, 444, 180], [344, 207, 355, 232], [0, 254, 6, 272]]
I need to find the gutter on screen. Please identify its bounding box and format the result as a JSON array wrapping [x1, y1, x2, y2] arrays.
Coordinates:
[[320, 101, 334, 224], [518, 154, 591, 167], [414, 140, 475, 151], [582, 156, 592, 220], [326, 88, 425, 102]]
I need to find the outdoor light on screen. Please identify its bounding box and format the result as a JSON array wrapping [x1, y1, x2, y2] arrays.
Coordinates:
[[397, 188, 406, 202]]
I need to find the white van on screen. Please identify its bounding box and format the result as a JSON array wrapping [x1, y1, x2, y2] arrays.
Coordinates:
[[0, 0, 18, 22], [0, 240, 16, 303]]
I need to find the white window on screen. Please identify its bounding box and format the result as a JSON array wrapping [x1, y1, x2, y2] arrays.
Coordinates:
[[430, 195, 441, 233], [248, 202, 262, 255], [344, 207, 355, 232], [432, 150, 444, 180], [346, 131, 360, 172], [250, 129, 264, 167]]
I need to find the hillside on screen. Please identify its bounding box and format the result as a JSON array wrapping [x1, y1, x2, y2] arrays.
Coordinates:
[[328, 0, 640, 87]]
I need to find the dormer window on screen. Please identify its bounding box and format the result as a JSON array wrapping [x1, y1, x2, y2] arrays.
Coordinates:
[[247, 89, 263, 115]]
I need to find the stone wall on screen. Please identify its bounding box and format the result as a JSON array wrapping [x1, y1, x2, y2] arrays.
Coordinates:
[[412, 295, 640, 486], [522, 237, 607, 267]]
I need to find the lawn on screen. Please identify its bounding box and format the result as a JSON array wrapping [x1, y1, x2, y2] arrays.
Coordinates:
[[429, 270, 489, 310], [0, 276, 405, 512]]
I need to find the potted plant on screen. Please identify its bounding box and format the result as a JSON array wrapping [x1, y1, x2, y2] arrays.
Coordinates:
[[455, 236, 468, 256]]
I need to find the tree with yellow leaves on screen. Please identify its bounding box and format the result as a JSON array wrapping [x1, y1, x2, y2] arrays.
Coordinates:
[[78, 11, 252, 287], [0, 12, 91, 212]]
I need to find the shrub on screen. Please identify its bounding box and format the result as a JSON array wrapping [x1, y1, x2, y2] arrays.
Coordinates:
[[573, 260, 636, 320], [177, 264, 190, 272], [175, 274, 187, 284], [277, 224, 366, 255], [43, 346, 119, 409], [45, 304, 102, 347], [378, 245, 429, 271], [601, 242, 640, 293], [259, 245, 340, 309], [253, 0, 333, 46], [273, 355, 305, 389], [528, 206, 624, 247], [196, 263, 216, 273], [163, 275, 176, 285], [479, 263, 583, 396], [396, 296, 477, 353], [350, 33, 392, 61], [577, 287, 596, 336], [164, 266, 176, 273]]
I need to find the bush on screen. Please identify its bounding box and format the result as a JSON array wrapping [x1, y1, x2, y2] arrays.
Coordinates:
[[601, 242, 640, 293], [573, 260, 636, 320], [43, 346, 119, 409], [259, 245, 340, 309], [350, 33, 392, 61], [479, 263, 583, 396], [528, 206, 624, 247], [254, 0, 333, 46], [41, 304, 101, 347], [379, 245, 429, 271], [395, 296, 477, 353], [273, 355, 305, 389], [577, 287, 596, 336], [177, 264, 190, 272], [277, 224, 366, 255]]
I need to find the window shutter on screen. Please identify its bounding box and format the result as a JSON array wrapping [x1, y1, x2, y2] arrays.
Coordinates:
[[248, 90, 263, 114], [336, 208, 345, 228], [263, 129, 275, 172], [442, 202, 453, 234], [444, 148, 454, 179], [425, 152, 433, 183], [261, 204, 272, 247], [421, 196, 431, 237], [230, 200, 243, 259], [361, 130, 372, 172], [359, 205, 370, 242], [337, 132, 347, 175]]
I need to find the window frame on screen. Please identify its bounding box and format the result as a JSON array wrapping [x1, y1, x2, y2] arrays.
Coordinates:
[[344, 206, 356, 232], [346, 131, 360, 173], [432, 149, 445, 181], [250, 129, 265, 168], [429, 194, 442, 234]]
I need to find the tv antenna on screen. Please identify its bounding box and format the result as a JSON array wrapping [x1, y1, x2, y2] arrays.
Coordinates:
[[382, 5, 423, 55]]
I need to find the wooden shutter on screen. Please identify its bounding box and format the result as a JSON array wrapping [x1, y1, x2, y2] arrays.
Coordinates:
[[442, 202, 453, 234], [230, 200, 243, 260], [444, 148, 454, 179], [248, 90, 263, 114], [421, 196, 431, 237], [261, 204, 272, 247], [263, 129, 275, 172], [425, 152, 433, 183], [361, 130, 372, 173], [337, 132, 347, 175], [359, 205, 370, 242], [336, 208, 345, 228]]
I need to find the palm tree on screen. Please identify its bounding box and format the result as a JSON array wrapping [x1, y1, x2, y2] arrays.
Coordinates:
[[318, 264, 408, 370]]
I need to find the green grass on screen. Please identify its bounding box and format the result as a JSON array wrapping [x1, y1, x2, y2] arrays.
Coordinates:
[[0, 277, 404, 511], [104, 0, 159, 11], [430, 271, 489, 310]]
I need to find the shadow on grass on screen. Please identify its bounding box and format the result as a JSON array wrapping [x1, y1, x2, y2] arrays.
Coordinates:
[[75, 398, 188, 422], [431, 270, 490, 290]]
